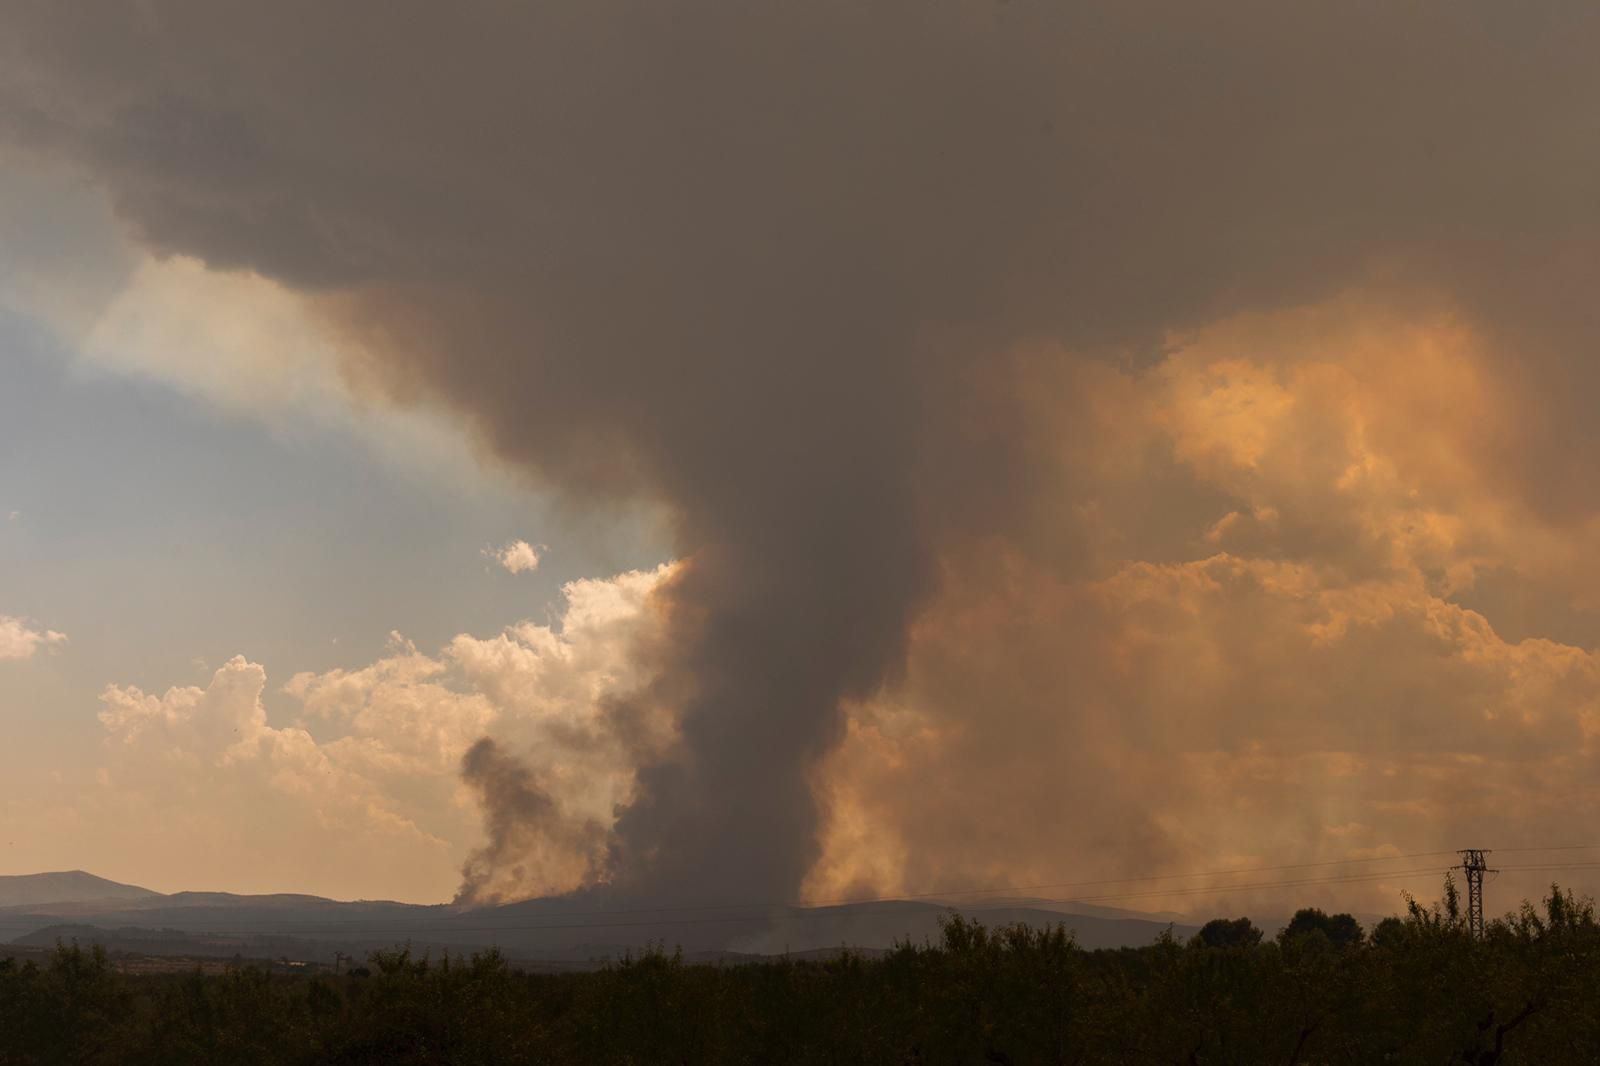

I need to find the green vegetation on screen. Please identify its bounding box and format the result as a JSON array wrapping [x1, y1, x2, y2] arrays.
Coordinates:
[[1, 880, 1596, 1064]]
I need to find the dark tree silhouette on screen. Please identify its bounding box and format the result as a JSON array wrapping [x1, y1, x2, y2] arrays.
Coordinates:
[[1196, 916, 1264, 948], [1280, 907, 1365, 949], [1, 881, 1596, 1064]]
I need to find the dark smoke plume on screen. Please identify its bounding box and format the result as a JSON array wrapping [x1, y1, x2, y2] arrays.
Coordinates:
[[5, 1, 1600, 904], [457, 737, 605, 906]]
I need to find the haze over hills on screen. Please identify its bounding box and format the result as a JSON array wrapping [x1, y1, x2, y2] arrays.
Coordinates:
[[0, 871, 162, 908], [0, 871, 1207, 965]]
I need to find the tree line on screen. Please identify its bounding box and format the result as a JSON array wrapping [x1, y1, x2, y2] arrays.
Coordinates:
[[0, 877, 1595, 1064]]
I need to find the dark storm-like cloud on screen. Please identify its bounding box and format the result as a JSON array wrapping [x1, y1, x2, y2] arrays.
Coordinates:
[[5, 1, 1599, 904]]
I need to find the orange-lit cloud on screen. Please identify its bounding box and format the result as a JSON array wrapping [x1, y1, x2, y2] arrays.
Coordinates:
[[806, 298, 1600, 914]]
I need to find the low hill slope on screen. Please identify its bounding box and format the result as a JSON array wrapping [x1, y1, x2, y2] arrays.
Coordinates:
[[0, 871, 161, 908]]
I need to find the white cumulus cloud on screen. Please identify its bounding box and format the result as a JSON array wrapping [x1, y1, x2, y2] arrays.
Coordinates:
[[0, 616, 66, 660], [484, 539, 542, 574], [70, 564, 675, 902]]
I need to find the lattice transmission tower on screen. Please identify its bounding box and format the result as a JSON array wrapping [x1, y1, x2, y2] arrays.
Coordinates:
[[1458, 848, 1496, 938]]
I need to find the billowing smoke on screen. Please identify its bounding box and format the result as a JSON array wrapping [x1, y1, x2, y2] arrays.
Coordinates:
[[457, 737, 606, 906], [5, 2, 1600, 907]]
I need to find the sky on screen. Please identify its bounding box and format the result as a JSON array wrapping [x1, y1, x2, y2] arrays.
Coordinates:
[[0, 162, 669, 900], [1, 2, 1598, 916]]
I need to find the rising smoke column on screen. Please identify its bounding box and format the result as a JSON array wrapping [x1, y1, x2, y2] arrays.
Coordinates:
[[457, 737, 608, 905], [5, 2, 1600, 904]]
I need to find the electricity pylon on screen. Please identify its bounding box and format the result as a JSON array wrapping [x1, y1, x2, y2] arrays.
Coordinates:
[[1459, 849, 1495, 938]]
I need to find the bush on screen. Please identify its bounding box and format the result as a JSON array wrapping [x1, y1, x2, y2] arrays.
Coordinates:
[[0, 882, 1595, 1064]]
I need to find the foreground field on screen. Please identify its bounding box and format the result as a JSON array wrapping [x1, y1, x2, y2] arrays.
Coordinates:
[[1, 882, 1595, 1065]]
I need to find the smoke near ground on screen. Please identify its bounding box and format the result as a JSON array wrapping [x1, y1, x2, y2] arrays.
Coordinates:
[[457, 737, 606, 906], [5, 2, 1600, 908]]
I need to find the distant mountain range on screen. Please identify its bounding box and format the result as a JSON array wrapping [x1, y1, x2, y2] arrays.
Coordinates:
[[0, 871, 1201, 967], [0, 871, 163, 908]]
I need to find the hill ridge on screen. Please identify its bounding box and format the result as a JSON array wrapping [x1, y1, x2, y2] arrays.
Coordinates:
[[0, 870, 163, 908]]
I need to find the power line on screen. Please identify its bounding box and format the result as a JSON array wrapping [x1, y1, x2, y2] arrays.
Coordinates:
[[30, 848, 1600, 940], [240, 860, 1600, 938], [67, 853, 1463, 934], [1459, 849, 1495, 939], [157, 865, 1470, 938], [1495, 862, 1600, 873], [850, 850, 1469, 906]]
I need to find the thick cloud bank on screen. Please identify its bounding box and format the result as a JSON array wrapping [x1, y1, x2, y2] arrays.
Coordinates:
[[812, 308, 1600, 911], [5, 2, 1600, 907]]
